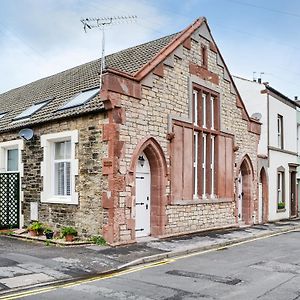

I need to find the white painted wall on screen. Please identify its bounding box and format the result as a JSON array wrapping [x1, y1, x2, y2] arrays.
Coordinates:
[[234, 76, 298, 222], [268, 151, 297, 220], [269, 95, 297, 152], [234, 77, 268, 156]]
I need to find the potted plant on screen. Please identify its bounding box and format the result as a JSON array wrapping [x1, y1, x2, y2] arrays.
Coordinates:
[[61, 226, 77, 242], [27, 221, 44, 236], [44, 227, 54, 239], [278, 202, 285, 210]]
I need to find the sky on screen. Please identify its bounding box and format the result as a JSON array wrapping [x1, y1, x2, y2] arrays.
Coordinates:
[[0, 0, 299, 99]]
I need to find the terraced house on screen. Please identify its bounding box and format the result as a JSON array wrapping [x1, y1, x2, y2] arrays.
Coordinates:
[[0, 17, 261, 245], [234, 76, 299, 222]]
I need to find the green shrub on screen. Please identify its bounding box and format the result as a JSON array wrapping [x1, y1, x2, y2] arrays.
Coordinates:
[[43, 227, 53, 234], [91, 235, 106, 246], [27, 221, 44, 233], [61, 226, 77, 237], [278, 202, 285, 210]]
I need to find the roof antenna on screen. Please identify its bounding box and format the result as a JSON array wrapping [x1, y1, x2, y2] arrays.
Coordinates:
[[80, 16, 137, 90]]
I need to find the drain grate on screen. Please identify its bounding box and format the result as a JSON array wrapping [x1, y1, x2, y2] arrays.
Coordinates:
[[166, 270, 242, 285]]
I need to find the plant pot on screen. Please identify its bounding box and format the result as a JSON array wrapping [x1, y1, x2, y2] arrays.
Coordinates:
[[45, 232, 54, 239], [28, 230, 37, 237], [65, 234, 74, 242]]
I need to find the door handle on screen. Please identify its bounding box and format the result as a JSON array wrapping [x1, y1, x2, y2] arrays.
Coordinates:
[[136, 202, 144, 205]]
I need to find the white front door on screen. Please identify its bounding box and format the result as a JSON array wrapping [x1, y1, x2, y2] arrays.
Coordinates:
[[238, 171, 243, 221], [135, 153, 151, 238], [258, 182, 263, 223]]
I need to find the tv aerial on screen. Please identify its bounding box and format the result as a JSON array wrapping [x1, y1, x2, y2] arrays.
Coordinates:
[[80, 16, 137, 90]]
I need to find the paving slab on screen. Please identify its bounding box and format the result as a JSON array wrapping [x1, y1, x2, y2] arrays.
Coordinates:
[[0, 273, 55, 289]]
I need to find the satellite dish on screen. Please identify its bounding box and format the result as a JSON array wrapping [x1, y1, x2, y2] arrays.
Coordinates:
[[18, 128, 34, 141], [251, 112, 262, 121]]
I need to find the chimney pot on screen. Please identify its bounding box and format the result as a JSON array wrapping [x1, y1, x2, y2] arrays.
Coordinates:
[[258, 78, 262, 84], [295, 96, 298, 101]]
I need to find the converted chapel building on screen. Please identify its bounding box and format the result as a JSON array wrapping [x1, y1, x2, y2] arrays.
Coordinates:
[[0, 18, 261, 245]]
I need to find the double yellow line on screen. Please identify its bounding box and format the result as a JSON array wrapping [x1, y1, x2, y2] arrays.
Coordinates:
[[1, 228, 299, 299], [0, 260, 171, 300]]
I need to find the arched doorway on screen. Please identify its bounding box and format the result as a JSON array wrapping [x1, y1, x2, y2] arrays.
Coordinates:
[[237, 155, 253, 224], [258, 167, 268, 223], [129, 137, 168, 239]]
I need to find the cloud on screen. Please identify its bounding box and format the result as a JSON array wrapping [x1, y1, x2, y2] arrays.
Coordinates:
[[0, 0, 170, 93]]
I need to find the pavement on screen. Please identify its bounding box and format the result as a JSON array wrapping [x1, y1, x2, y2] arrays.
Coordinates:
[[0, 219, 300, 296]]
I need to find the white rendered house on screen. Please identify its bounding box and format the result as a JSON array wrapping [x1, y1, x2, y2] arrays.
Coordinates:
[[234, 76, 298, 222]]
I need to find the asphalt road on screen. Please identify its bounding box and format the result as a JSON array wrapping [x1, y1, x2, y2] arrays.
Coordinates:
[[12, 230, 300, 300]]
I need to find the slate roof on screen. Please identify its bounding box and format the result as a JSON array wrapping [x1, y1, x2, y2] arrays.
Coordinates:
[[0, 32, 178, 133]]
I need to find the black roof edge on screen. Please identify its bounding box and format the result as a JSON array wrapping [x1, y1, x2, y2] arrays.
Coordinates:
[[266, 85, 300, 108]]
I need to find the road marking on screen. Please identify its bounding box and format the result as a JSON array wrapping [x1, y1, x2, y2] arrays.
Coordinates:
[[0, 260, 170, 300], [170, 228, 300, 261], [1, 227, 299, 299]]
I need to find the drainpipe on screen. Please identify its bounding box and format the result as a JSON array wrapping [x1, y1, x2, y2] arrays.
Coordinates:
[[267, 92, 270, 167]]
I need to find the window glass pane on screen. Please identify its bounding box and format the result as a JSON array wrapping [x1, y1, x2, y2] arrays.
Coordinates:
[[55, 142, 65, 160], [14, 101, 49, 120], [202, 134, 207, 196], [65, 141, 71, 159], [60, 88, 99, 110], [211, 136, 215, 195], [211, 96, 215, 129], [55, 162, 65, 195], [193, 91, 198, 125], [193, 132, 198, 197], [66, 162, 71, 196], [7, 149, 18, 171]]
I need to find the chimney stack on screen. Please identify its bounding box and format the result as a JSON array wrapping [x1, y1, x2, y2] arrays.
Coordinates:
[[257, 78, 262, 84], [295, 96, 298, 101]]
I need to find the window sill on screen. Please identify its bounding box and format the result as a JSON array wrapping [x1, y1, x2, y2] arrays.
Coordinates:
[[276, 208, 286, 213], [170, 197, 232, 206], [41, 195, 78, 205]]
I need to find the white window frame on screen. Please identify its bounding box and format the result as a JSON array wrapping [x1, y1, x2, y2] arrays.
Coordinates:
[[211, 135, 215, 198], [193, 132, 198, 199], [0, 140, 24, 175], [202, 93, 207, 128], [277, 115, 283, 149], [202, 133, 207, 198], [5, 148, 19, 172], [211, 96, 214, 129], [41, 130, 78, 204], [53, 141, 71, 197], [277, 171, 284, 204], [0, 139, 24, 228], [193, 90, 198, 126]]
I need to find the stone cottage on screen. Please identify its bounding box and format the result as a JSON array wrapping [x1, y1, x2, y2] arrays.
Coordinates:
[[0, 17, 260, 245]]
